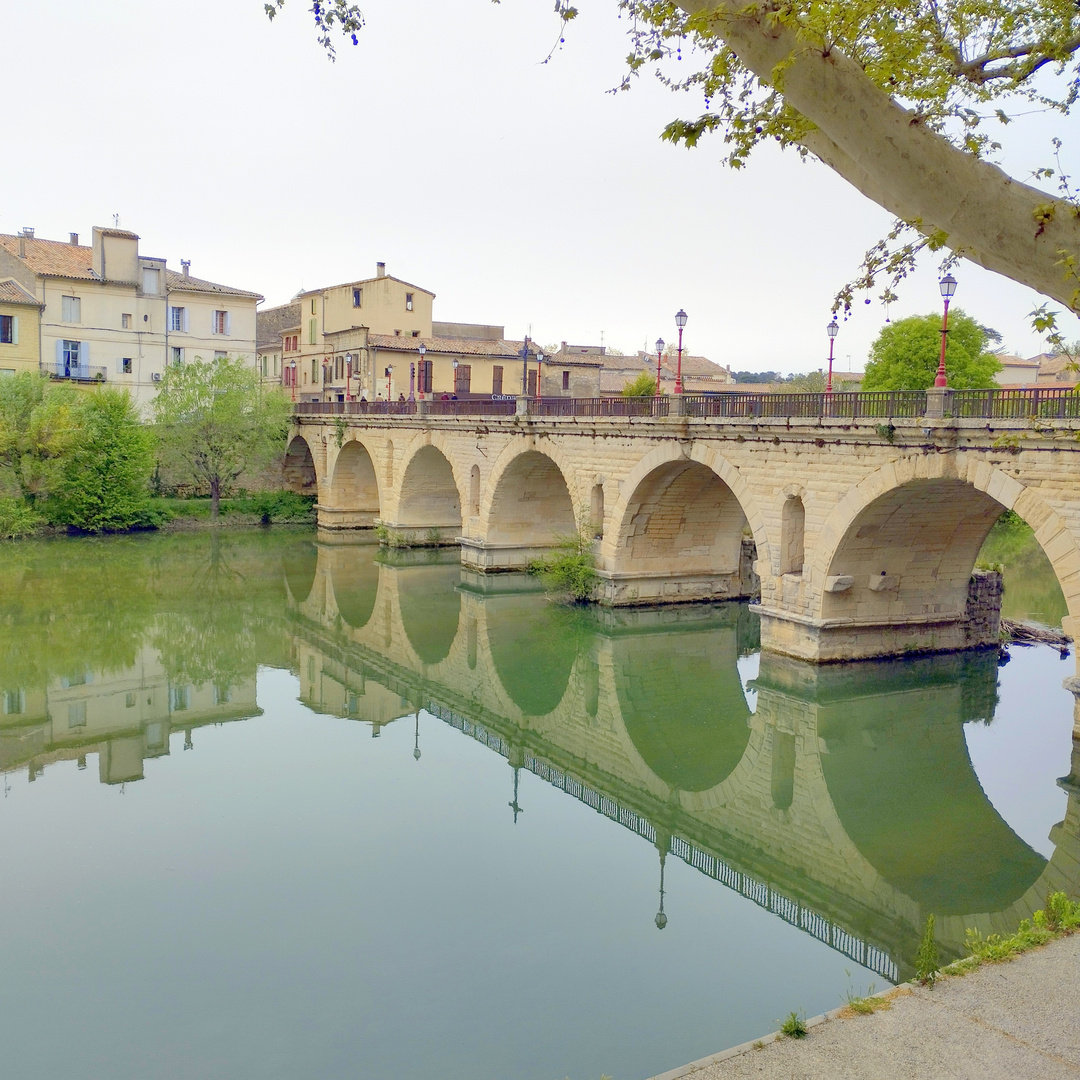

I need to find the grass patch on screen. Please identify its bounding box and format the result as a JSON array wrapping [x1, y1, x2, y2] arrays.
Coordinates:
[[528, 531, 599, 603], [779, 1011, 808, 1039]]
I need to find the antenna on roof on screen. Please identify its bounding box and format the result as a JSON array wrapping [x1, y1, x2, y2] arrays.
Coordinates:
[[113, 214, 120, 228]]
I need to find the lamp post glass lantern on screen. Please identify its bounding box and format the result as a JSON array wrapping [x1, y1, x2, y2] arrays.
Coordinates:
[[536, 350, 544, 398], [674, 310, 687, 395], [655, 338, 664, 397], [415, 343, 426, 401], [289, 359, 296, 402], [386, 364, 393, 401], [826, 318, 839, 395], [935, 274, 958, 388]]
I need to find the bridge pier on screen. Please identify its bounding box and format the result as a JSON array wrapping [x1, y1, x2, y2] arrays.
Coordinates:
[[459, 538, 559, 572]]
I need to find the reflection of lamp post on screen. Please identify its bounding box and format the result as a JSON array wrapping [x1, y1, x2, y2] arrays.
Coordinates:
[[655, 337, 665, 397], [935, 274, 958, 388], [674, 309, 688, 395], [826, 318, 839, 395], [413, 712, 421, 761], [416, 343, 425, 401], [289, 358, 296, 402], [655, 845, 668, 930], [509, 765, 523, 823]]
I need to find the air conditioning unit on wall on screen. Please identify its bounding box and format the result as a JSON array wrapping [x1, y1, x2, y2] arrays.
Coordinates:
[[151, 372, 162, 382]]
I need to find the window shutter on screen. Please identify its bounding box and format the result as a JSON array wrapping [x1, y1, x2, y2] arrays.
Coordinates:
[[11, 317, 17, 345], [183, 308, 190, 333], [225, 312, 231, 336], [55, 339, 63, 366], [116, 358, 123, 374], [81, 341, 89, 363]]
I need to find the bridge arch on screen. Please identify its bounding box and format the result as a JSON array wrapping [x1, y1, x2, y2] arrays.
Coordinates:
[[812, 458, 1080, 639], [480, 444, 577, 549], [393, 440, 464, 539], [325, 438, 381, 529], [283, 434, 318, 498], [599, 442, 766, 605]]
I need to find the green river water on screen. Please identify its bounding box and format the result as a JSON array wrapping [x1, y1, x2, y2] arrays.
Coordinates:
[[0, 525, 1076, 1080]]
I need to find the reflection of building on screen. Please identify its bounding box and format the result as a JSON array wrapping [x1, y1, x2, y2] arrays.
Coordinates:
[[1, 643, 259, 785]]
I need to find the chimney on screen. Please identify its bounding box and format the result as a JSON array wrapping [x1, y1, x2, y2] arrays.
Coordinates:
[[376, 261, 386, 278], [69, 232, 79, 246], [21, 227, 34, 238], [181, 259, 191, 278]]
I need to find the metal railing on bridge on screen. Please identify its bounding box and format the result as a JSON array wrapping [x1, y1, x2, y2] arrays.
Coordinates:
[[292, 387, 1077, 422]]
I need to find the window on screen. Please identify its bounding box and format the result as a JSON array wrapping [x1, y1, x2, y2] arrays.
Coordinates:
[[352, 288, 362, 307], [334, 356, 343, 380], [170, 686, 191, 712], [122, 313, 132, 329], [125, 692, 136, 708], [61, 295, 81, 322], [67, 701, 87, 729], [213, 685, 232, 705], [119, 358, 132, 374], [213, 310, 231, 335], [308, 318, 317, 345], [214, 351, 227, 360], [62, 340, 80, 366], [2, 689, 24, 715], [562, 370, 570, 391], [419, 359, 433, 393], [405, 293, 414, 311], [311, 299, 316, 315], [261, 354, 269, 377], [285, 335, 298, 353], [411, 330, 419, 338], [311, 359, 318, 383], [171, 346, 183, 365], [142, 268, 159, 294], [274, 354, 280, 375], [169, 306, 187, 332], [491, 365, 503, 395], [0, 314, 16, 344]]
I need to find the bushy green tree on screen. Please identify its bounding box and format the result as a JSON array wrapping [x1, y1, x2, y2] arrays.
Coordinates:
[[153, 355, 292, 519], [862, 311, 1002, 391], [622, 370, 658, 396], [50, 389, 155, 533], [0, 372, 80, 504]]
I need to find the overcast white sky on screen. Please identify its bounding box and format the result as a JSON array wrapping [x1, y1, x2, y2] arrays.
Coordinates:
[[2, 0, 1076, 372]]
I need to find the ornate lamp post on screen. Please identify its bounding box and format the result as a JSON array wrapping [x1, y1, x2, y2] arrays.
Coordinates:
[[520, 336, 531, 396], [415, 343, 425, 401], [655, 337, 665, 397], [452, 358, 459, 397], [289, 358, 296, 402], [385, 363, 393, 400], [536, 348, 545, 398], [935, 274, 958, 388], [826, 318, 839, 395], [674, 309, 688, 395]]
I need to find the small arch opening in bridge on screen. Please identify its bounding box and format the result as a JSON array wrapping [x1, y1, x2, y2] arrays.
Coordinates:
[[613, 461, 748, 577], [397, 446, 463, 535], [590, 483, 605, 539], [780, 496, 805, 576], [469, 465, 481, 518], [283, 436, 317, 497], [487, 451, 576, 548], [329, 440, 380, 521]]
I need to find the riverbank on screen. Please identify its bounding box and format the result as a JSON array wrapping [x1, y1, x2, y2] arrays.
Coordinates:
[[651, 932, 1080, 1080]]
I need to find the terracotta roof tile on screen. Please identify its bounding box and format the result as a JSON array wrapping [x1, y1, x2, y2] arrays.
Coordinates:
[[166, 269, 262, 300], [366, 333, 522, 358], [0, 278, 41, 306], [0, 234, 98, 280]]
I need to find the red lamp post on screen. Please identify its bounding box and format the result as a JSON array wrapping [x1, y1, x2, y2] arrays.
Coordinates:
[[655, 337, 665, 397], [674, 309, 687, 395], [386, 363, 393, 400], [935, 274, 958, 388], [826, 318, 839, 395], [536, 349, 545, 398], [289, 359, 296, 402], [415, 343, 425, 401]]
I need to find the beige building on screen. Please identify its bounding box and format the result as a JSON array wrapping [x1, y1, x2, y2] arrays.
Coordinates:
[[0, 278, 43, 377], [0, 226, 261, 409], [598, 347, 733, 395]]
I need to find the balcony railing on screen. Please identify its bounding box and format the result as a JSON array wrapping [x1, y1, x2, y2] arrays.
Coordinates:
[[43, 361, 108, 383], [291, 387, 1078, 422]]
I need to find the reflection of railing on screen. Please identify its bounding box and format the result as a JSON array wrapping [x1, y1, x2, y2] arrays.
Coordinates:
[[425, 698, 899, 984], [43, 361, 107, 383]]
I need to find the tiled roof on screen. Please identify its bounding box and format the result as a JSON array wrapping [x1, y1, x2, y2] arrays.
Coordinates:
[[97, 228, 139, 239], [257, 302, 302, 349], [0, 278, 41, 306], [367, 333, 523, 358], [166, 269, 262, 301], [661, 353, 730, 378], [997, 353, 1041, 368], [0, 234, 97, 280], [301, 274, 436, 299]]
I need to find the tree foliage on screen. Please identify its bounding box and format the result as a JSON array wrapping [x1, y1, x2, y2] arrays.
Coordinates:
[[623, 370, 659, 396], [153, 355, 292, 519], [0, 373, 80, 504], [862, 309, 1002, 390]]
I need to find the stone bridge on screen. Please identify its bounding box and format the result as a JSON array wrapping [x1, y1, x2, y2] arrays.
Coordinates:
[[284, 540, 1080, 981], [286, 398, 1080, 662]]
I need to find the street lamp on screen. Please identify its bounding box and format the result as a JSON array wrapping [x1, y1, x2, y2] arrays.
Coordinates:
[[826, 318, 839, 395], [520, 336, 531, 396], [655, 337, 665, 397], [674, 309, 688, 395], [386, 363, 393, 400], [536, 349, 545, 398], [289, 358, 296, 402], [414, 343, 425, 401], [935, 274, 958, 388]]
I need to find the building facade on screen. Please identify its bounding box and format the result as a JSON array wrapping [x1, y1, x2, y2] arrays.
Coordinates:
[[0, 278, 43, 377]]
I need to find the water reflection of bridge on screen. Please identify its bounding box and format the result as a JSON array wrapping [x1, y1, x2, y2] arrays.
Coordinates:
[[288, 536, 1080, 982]]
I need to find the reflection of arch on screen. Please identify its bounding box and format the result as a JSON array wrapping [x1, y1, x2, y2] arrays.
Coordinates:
[[815, 460, 1080, 636], [327, 548, 381, 628], [283, 435, 317, 497], [611, 460, 748, 576], [283, 541, 318, 604], [614, 628, 751, 792], [397, 445, 463, 532], [484, 450, 576, 547], [329, 440, 380, 514], [486, 597, 578, 715], [397, 563, 462, 665]]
